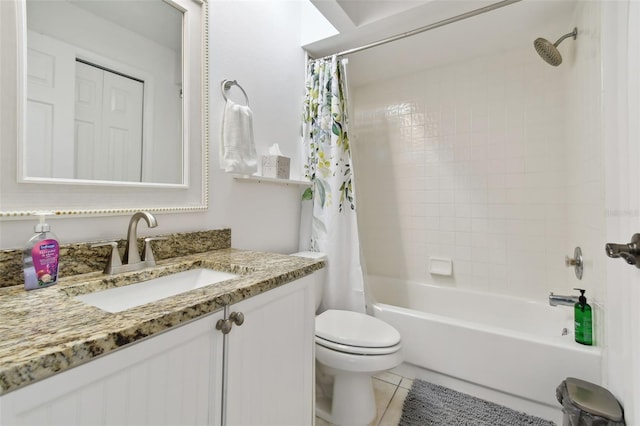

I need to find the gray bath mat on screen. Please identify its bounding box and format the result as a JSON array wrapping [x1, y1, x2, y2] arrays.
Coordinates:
[[399, 379, 556, 426]]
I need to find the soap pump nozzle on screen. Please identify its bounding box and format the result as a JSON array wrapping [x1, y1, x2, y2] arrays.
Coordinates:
[[33, 211, 54, 233], [573, 288, 587, 307]]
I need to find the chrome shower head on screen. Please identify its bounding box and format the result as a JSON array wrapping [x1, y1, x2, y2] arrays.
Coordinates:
[[534, 27, 577, 66]]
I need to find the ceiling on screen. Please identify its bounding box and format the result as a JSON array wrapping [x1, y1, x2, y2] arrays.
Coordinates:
[[69, 0, 182, 52], [335, 0, 430, 27], [304, 0, 578, 86]]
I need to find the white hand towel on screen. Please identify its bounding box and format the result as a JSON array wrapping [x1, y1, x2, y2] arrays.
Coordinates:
[[220, 99, 257, 174]]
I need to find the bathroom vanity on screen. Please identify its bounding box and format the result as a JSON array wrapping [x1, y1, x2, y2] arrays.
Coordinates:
[[0, 247, 321, 426]]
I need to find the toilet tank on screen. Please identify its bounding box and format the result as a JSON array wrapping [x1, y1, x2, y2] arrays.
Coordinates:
[[290, 251, 326, 312]]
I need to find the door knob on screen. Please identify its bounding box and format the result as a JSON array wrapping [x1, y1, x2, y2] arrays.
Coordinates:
[[605, 233, 640, 268]]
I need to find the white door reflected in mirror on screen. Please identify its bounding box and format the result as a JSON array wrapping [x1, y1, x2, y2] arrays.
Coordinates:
[[74, 61, 144, 182]]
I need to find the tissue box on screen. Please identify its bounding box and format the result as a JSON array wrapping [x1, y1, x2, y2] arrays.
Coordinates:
[[262, 155, 290, 179]]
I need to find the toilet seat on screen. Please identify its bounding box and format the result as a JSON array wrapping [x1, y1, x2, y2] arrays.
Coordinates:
[[315, 310, 401, 355], [315, 339, 404, 374], [316, 336, 401, 355]]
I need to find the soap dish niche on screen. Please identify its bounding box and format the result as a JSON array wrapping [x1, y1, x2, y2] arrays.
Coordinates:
[[429, 257, 453, 276]]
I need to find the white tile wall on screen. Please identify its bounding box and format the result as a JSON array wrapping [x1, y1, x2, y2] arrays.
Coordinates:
[[564, 2, 606, 345], [352, 10, 604, 304]]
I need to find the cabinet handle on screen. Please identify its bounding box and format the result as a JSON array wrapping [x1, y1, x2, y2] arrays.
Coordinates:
[[216, 311, 245, 334], [216, 318, 232, 334], [230, 311, 244, 326]]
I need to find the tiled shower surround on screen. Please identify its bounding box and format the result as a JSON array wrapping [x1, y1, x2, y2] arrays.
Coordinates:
[[352, 3, 604, 304]]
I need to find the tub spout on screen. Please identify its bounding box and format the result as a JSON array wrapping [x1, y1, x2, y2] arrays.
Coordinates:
[[549, 292, 579, 307]]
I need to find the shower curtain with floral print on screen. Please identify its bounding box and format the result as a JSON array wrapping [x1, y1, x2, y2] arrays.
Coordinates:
[[301, 55, 366, 313]]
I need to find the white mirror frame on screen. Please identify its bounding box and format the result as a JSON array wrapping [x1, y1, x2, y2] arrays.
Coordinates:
[[0, 0, 208, 217]]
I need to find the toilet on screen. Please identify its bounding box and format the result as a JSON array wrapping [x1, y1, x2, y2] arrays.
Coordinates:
[[292, 252, 403, 426]]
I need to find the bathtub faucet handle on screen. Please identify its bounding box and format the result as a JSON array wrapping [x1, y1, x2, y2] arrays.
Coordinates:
[[565, 247, 583, 280]]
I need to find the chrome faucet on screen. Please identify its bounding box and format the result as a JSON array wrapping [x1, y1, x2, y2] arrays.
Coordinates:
[[549, 292, 579, 307], [123, 211, 158, 265], [92, 211, 162, 274]]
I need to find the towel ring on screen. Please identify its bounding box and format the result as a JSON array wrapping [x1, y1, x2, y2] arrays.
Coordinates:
[[221, 79, 250, 107]]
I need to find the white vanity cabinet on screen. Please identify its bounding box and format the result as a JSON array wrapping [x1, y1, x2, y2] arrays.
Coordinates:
[[225, 275, 315, 426], [0, 275, 315, 426], [0, 309, 224, 426]]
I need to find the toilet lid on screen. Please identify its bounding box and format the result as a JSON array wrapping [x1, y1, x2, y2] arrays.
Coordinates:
[[315, 310, 401, 349]]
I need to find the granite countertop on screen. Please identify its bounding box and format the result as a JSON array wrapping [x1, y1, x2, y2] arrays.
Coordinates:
[[0, 248, 324, 396]]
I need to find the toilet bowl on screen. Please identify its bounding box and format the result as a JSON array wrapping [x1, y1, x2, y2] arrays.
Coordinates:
[[291, 252, 403, 426]]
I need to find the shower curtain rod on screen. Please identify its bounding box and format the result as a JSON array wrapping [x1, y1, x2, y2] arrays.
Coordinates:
[[313, 0, 522, 61]]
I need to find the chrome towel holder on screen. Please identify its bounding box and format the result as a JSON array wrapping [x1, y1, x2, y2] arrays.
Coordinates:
[[221, 79, 249, 107]]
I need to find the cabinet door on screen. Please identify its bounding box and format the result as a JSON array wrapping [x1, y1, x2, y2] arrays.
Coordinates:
[[225, 275, 315, 426], [0, 311, 224, 426]]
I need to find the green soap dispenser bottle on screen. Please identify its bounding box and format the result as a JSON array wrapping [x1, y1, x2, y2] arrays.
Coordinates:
[[574, 288, 593, 346]]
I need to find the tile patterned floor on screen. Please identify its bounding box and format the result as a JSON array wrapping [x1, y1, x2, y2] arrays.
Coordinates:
[[315, 372, 413, 426]]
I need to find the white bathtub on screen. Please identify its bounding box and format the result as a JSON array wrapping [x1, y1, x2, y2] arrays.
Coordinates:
[[368, 276, 602, 422]]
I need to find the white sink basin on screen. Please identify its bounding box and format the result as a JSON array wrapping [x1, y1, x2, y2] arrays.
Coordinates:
[[75, 268, 238, 313]]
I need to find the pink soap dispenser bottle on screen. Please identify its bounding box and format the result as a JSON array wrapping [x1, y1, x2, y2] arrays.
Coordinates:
[[23, 213, 60, 290]]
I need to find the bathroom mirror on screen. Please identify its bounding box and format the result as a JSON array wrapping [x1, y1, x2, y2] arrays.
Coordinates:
[[0, 0, 208, 216], [25, 0, 184, 185]]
